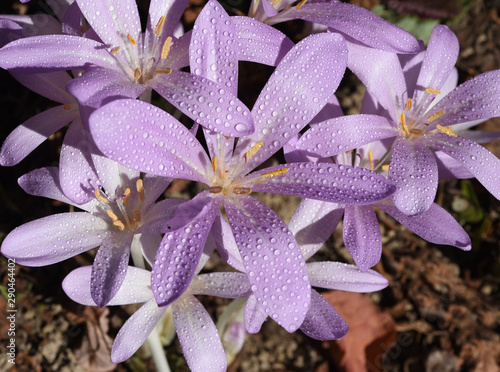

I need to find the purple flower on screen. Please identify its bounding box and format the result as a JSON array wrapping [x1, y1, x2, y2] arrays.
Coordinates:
[[89, 32, 395, 331], [295, 25, 500, 215]]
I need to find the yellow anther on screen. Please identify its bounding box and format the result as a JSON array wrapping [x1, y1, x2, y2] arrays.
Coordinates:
[[134, 68, 142, 81], [156, 68, 172, 75], [132, 209, 141, 223], [244, 142, 263, 161], [107, 209, 119, 222], [63, 104, 72, 110], [370, 162, 374, 171], [224, 136, 231, 141], [209, 186, 223, 194], [261, 168, 289, 179], [161, 37, 172, 60], [122, 188, 131, 206], [154, 16, 166, 36], [427, 110, 445, 123], [409, 128, 425, 135], [296, 0, 308, 10], [136, 179, 145, 202], [436, 125, 457, 137], [400, 113, 410, 135], [127, 34, 137, 45], [368, 150, 374, 163], [110, 46, 120, 54], [212, 156, 218, 172], [404, 98, 412, 111], [425, 87, 441, 95], [233, 187, 252, 195], [381, 164, 390, 172], [113, 220, 125, 231], [94, 189, 109, 203]]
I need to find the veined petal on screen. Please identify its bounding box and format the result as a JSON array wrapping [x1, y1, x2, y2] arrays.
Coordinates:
[[12, 71, 73, 103], [90, 153, 140, 199], [211, 215, 245, 272], [244, 295, 268, 333], [248, 162, 396, 205], [434, 151, 474, 180], [296, 114, 398, 157], [111, 298, 167, 363], [343, 205, 381, 271], [0, 105, 77, 166], [142, 174, 172, 209], [225, 195, 310, 333], [188, 272, 251, 298], [389, 139, 438, 215], [299, 289, 348, 341], [1, 213, 110, 266], [307, 262, 389, 292], [151, 194, 221, 307], [0, 14, 62, 36], [173, 295, 227, 372], [91, 233, 133, 307], [376, 200, 471, 250], [0, 35, 120, 72], [233, 16, 294, 67], [288, 198, 343, 260], [425, 133, 500, 200], [89, 98, 211, 183], [137, 233, 163, 267], [62, 1, 83, 37], [146, 0, 189, 53]]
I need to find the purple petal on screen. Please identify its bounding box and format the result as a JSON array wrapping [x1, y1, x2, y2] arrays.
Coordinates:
[[0, 19, 25, 47], [136, 233, 163, 267], [296, 114, 398, 157], [435, 151, 474, 180], [307, 262, 389, 292], [173, 295, 227, 372], [91, 233, 133, 308], [300, 289, 348, 341], [61, 1, 83, 37], [289, 199, 343, 260], [389, 139, 438, 215], [343, 205, 381, 271], [146, 0, 189, 53], [188, 272, 251, 298], [150, 70, 254, 137], [248, 162, 396, 205], [1, 213, 110, 266], [1, 14, 62, 36], [142, 174, 172, 209], [244, 295, 268, 334], [151, 194, 221, 307], [0, 105, 77, 166], [111, 298, 167, 363], [425, 134, 500, 200], [225, 195, 310, 333], [233, 16, 294, 66], [89, 98, 211, 183], [211, 215, 246, 272], [12, 71, 73, 103], [0, 35, 120, 72], [377, 200, 471, 250]]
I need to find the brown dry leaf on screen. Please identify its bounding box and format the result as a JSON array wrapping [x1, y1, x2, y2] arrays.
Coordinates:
[[74, 307, 115, 372], [325, 291, 396, 372], [458, 340, 500, 372]]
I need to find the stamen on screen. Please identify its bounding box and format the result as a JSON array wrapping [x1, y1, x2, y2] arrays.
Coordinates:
[[370, 163, 374, 171], [224, 136, 231, 141], [409, 128, 425, 135], [64, 104, 72, 110], [261, 168, 289, 179], [136, 179, 145, 202], [368, 150, 374, 163], [122, 188, 131, 206], [127, 34, 137, 45], [94, 189, 109, 203], [154, 16, 166, 36], [113, 220, 125, 231], [110, 46, 120, 54], [381, 164, 390, 172], [132, 209, 141, 223], [404, 98, 412, 111], [400, 113, 410, 135], [296, 0, 308, 10], [427, 110, 445, 123], [233, 187, 252, 195], [134, 68, 142, 81], [156, 68, 172, 75], [161, 37, 172, 60], [107, 210, 119, 222], [212, 157, 218, 172], [209, 186, 223, 194], [425, 88, 441, 95], [244, 142, 264, 161], [436, 125, 458, 137]]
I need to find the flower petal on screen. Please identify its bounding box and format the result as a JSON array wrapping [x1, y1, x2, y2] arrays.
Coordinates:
[[12, 70, 73, 103], [188, 272, 251, 298], [244, 295, 268, 333], [211, 215, 246, 272]]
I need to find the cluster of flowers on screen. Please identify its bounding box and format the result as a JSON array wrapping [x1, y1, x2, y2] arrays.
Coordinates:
[[2, 0, 500, 370]]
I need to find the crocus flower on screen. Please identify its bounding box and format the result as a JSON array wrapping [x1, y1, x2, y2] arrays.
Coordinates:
[[89, 32, 396, 332], [0, 0, 254, 137], [295, 25, 500, 216]]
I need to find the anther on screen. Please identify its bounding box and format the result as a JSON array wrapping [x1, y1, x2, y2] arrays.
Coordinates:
[[136, 179, 145, 202], [244, 142, 263, 161], [64, 104, 72, 110], [233, 187, 252, 195], [400, 113, 410, 135], [261, 168, 289, 179], [107, 210, 119, 222], [123, 188, 131, 206], [427, 110, 445, 123], [212, 157, 218, 172], [368, 150, 374, 163], [425, 88, 441, 95], [224, 136, 231, 141], [134, 68, 142, 81], [409, 128, 425, 135], [381, 164, 390, 172], [132, 209, 141, 223], [127, 34, 137, 45], [156, 68, 172, 75], [370, 163, 374, 171], [161, 37, 172, 60], [113, 220, 125, 231], [80, 26, 86, 35], [209, 186, 223, 194], [154, 16, 166, 36], [435, 125, 458, 137], [110, 46, 120, 54], [296, 0, 308, 10], [94, 189, 109, 203], [404, 98, 412, 111]]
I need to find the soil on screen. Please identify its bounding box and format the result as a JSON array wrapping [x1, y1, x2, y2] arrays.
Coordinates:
[[1, 0, 500, 371]]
